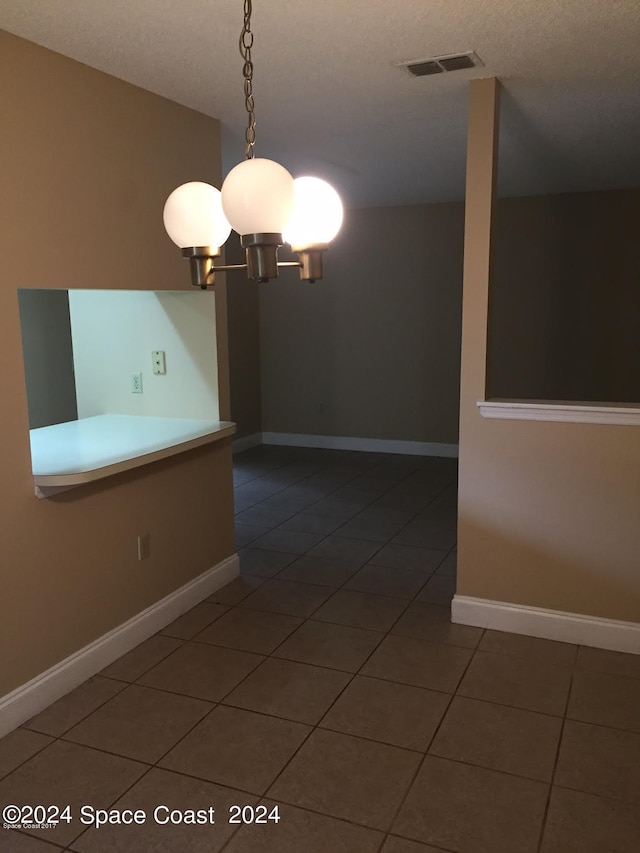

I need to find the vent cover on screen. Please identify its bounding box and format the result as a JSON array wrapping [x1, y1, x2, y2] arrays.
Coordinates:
[[402, 51, 482, 77]]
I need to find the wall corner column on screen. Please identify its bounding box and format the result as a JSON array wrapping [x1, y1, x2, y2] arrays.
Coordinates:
[[457, 77, 500, 582], [459, 77, 500, 415]]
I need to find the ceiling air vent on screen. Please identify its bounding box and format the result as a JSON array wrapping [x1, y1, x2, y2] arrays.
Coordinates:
[[402, 51, 483, 77], [405, 60, 443, 77], [439, 54, 477, 72]]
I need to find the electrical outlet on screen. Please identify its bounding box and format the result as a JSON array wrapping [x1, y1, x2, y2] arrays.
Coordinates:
[[131, 372, 143, 393], [152, 350, 166, 375], [137, 533, 150, 560]]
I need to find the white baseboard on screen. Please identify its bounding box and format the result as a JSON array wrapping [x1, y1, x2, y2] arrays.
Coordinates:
[[232, 433, 263, 454], [452, 595, 640, 655], [262, 432, 459, 458], [0, 554, 239, 739]]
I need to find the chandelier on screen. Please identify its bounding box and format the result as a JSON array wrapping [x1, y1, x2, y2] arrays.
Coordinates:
[[162, 0, 344, 289]]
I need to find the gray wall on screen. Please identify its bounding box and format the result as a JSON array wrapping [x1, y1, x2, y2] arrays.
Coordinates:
[[224, 187, 639, 444], [17, 289, 78, 429], [488, 188, 640, 403], [258, 203, 465, 444], [225, 234, 263, 438]]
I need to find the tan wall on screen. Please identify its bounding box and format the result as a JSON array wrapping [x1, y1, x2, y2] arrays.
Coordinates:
[[0, 31, 235, 697], [458, 79, 640, 623], [259, 204, 465, 444]]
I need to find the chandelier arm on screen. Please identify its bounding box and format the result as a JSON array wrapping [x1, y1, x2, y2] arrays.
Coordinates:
[[205, 260, 304, 275], [208, 263, 251, 272], [182, 251, 327, 289]]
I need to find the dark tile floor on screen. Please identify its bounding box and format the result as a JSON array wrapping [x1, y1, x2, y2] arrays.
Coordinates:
[[2, 445, 640, 852]]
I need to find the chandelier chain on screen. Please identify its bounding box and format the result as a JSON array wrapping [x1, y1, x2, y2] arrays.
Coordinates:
[[240, 0, 256, 159]]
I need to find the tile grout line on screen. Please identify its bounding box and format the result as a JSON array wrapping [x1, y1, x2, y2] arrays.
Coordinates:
[[535, 647, 578, 853], [5, 450, 454, 847], [380, 622, 485, 838], [97, 655, 587, 730], [5, 636, 212, 848], [6, 449, 639, 850], [18, 677, 132, 742], [146, 454, 460, 838], [12, 587, 279, 848], [236, 449, 456, 556], [232, 471, 457, 646], [234, 449, 387, 517], [0, 736, 54, 785], [97, 633, 638, 739], [219, 466, 460, 838], [242, 471, 456, 552], [214, 458, 458, 841]]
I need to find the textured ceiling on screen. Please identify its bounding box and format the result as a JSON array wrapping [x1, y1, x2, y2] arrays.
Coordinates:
[[2, 0, 640, 207]]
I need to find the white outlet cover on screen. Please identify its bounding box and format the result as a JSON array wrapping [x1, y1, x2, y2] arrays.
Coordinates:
[[152, 350, 166, 375]]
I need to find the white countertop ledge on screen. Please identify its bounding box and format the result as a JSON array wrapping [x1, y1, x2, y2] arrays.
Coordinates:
[[30, 414, 236, 496], [478, 400, 640, 426]]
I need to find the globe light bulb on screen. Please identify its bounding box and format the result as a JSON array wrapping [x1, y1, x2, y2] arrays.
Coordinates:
[[163, 182, 232, 250], [283, 176, 344, 250], [221, 158, 295, 235]]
